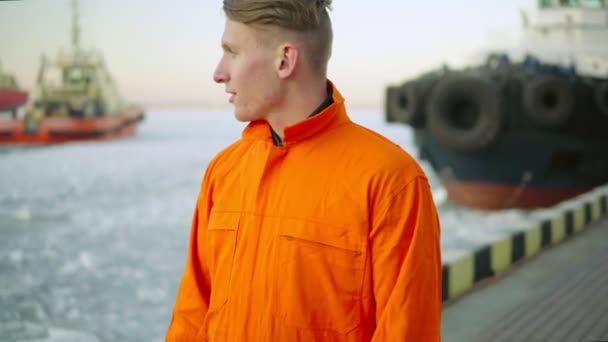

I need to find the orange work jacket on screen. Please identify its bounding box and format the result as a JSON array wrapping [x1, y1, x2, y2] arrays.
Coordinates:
[[166, 83, 442, 341]]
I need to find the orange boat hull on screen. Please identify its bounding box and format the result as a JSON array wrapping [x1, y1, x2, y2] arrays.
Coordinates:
[[0, 107, 144, 145]]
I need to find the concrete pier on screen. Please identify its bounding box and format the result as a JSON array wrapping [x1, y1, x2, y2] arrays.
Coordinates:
[[442, 211, 608, 341]]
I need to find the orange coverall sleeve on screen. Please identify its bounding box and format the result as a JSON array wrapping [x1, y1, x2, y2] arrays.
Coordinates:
[[166, 192, 213, 341], [370, 176, 442, 342]]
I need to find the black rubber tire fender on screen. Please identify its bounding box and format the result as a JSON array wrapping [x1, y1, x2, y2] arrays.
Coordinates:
[[398, 82, 425, 127], [385, 82, 425, 127], [523, 74, 574, 128], [384, 86, 400, 123], [595, 82, 608, 117], [426, 73, 502, 152]]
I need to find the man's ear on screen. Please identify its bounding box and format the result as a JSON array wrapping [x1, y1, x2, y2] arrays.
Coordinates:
[[276, 43, 299, 79]]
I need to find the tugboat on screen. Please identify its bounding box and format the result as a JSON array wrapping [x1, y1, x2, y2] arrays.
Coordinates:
[[0, 0, 144, 145], [385, 0, 608, 210], [0, 60, 28, 118]]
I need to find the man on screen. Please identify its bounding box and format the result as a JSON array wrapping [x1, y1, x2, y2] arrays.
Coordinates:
[[166, 0, 442, 341]]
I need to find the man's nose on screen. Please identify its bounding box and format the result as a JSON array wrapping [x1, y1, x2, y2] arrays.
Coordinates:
[[213, 64, 228, 84]]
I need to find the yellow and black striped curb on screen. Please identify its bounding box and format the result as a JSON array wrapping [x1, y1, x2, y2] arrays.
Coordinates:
[[441, 192, 608, 303]]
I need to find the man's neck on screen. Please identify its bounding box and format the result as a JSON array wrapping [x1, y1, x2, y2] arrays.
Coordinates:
[[266, 80, 328, 140]]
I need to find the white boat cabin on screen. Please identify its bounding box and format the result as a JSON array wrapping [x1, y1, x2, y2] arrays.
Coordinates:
[[521, 0, 608, 78]]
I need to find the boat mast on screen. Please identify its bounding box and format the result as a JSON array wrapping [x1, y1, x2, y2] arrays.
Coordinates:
[[71, 0, 80, 51]]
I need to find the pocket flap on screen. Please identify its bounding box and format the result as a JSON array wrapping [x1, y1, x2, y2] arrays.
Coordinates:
[[207, 211, 240, 231], [281, 219, 363, 254]]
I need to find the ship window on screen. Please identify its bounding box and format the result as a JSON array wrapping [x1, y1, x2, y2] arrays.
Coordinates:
[[558, 0, 577, 7], [552, 0, 605, 7], [65, 67, 84, 82], [579, 0, 605, 8], [539, 0, 555, 8], [61, 66, 93, 93]]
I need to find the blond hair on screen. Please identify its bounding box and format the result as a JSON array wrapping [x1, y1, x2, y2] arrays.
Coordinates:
[[223, 0, 333, 75]]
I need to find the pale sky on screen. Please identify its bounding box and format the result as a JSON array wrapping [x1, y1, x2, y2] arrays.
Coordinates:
[[0, 0, 535, 109]]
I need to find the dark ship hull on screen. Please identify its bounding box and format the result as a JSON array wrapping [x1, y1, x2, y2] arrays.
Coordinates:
[[415, 128, 607, 210], [386, 54, 608, 210]]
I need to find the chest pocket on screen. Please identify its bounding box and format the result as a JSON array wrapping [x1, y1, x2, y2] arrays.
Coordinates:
[[276, 219, 366, 334], [204, 211, 240, 313]]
